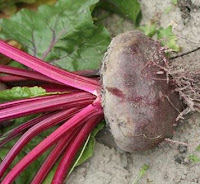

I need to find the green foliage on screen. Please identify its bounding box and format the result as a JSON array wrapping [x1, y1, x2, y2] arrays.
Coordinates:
[[42, 162, 58, 184], [8, 61, 26, 68], [0, 86, 46, 102], [98, 0, 141, 25], [132, 164, 149, 184], [196, 145, 200, 151], [189, 146, 200, 164], [140, 23, 181, 52], [157, 25, 181, 52], [139, 22, 158, 38], [189, 154, 200, 163], [171, 0, 178, 6], [164, 6, 172, 14], [0, 0, 110, 71]]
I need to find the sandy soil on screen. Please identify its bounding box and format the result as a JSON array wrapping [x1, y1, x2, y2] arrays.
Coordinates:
[[67, 0, 200, 183]]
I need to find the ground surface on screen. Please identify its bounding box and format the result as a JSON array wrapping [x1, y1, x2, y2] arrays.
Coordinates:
[[68, 0, 200, 183]]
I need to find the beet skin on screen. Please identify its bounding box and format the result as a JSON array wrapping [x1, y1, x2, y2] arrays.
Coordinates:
[[101, 31, 183, 152]]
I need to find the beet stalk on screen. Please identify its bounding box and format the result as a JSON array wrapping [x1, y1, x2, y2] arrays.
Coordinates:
[[0, 92, 94, 122], [0, 108, 79, 179], [0, 41, 99, 95], [52, 114, 103, 184], [1, 103, 102, 184], [0, 113, 52, 148], [31, 128, 79, 184]]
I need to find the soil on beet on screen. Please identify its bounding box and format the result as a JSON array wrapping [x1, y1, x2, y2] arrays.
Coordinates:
[[67, 0, 200, 184]]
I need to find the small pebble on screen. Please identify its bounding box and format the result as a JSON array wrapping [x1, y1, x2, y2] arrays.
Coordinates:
[[174, 155, 185, 164], [178, 145, 188, 153]]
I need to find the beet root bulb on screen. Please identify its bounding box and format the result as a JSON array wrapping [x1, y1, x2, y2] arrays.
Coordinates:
[[101, 31, 183, 152]]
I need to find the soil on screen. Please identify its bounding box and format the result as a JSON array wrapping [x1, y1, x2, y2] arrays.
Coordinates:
[[68, 0, 200, 183]]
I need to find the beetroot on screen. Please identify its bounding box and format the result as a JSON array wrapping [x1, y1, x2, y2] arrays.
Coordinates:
[[0, 31, 184, 183], [101, 31, 183, 151]]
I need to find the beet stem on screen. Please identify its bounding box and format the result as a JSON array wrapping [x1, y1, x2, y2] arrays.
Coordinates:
[[1, 103, 103, 184], [0, 65, 61, 84], [36, 84, 79, 93], [31, 128, 79, 184], [0, 75, 29, 83], [0, 92, 95, 122], [0, 113, 52, 148], [0, 108, 79, 179], [0, 41, 99, 95], [0, 95, 58, 110], [52, 114, 103, 184]]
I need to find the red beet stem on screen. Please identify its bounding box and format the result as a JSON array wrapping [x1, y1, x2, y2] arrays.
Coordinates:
[[0, 65, 61, 84], [0, 41, 99, 95], [1, 103, 103, 184], [0, 92, 95, 122], [0, 113, 52, 148], [0, 69, 99, 84], [52, 114, 103, 184], [0, 95, 57, 110], [0, 108, 79, 179], [0, 75, 29, 83], [29, 84, 79, 93], [31, 128, 80, 184]]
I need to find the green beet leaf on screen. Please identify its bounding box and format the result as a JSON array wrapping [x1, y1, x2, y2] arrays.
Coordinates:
[[132, 164, 149, 184], [139, 22, 158, 38], [196, 145, 200, 151], [98, 0, 141, 26], [42, 162, 58, 184], [171, 0, 178, 6], [0, 0, 110, 71], [0, 86, 46, 102], [189, 154, 200, 163], [157, 25, 181, 52], [8, 61, 26, 68]]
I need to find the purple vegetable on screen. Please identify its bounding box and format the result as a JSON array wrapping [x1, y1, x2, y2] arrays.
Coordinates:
[[0, 31, 183, 183], [101, 31, 183, 151]]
